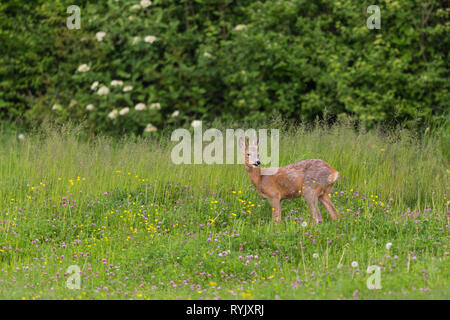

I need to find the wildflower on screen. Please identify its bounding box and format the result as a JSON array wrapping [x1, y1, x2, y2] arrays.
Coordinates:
[[95, 31, 106, 42], [144, 35, 157, 43], [77, 64, 90, 72], [97, 86, 110, 96], [108, 110, 119, 120], [312, 253, 319, 259], [52, 104, 62, 111], [191, 120, 202, 128], [119, 107, 130, 116], [171, 110, 180, 117], [131, 4, 141, 10], [91, 81, 99, 91], [135, 103, 146, 111], [149, 103, 161, 110], [351, 261, 358, 268], [123, 85, 133, 92], [18, 133, 25, 141], [110, 80, 123, 87], [203, 51, 212, 58], [86, 104, 95, 111], [233, 24, 247, 31], [301, 221, 307, 227], [140, 0, 152, 8], [386, 242, 392, 250], [144, 123, 157, 132]]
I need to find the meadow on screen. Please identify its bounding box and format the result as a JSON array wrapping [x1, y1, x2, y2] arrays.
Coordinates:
[[0, 121, 448, 300]]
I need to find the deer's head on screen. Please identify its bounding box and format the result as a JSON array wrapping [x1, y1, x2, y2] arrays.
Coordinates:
[[239, 137, 261, 168]]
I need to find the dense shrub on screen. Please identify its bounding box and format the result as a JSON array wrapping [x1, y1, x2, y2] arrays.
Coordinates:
[[0, 0, 448, 135]]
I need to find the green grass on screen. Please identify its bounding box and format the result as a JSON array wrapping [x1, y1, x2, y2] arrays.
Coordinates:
[[0, 121, 448, 300]]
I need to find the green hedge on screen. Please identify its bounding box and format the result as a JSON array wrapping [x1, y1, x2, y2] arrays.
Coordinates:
[[0, 0, 448, 135]]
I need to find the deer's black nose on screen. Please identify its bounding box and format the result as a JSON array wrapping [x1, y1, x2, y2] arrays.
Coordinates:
[[256, 160, 261, 165]]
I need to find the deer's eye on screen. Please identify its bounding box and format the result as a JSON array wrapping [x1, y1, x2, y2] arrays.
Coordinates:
[[247, 153, 250, 156]]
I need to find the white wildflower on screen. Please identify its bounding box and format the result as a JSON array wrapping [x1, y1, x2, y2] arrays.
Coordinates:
[[149, 103, 161, 110], [86, 104, 95, 111], [131, 4, 141, 10], [97, 86, 110, 96], [52, 104, 62, 111], [77, 64, 90, 72], [135, 103, 146, 111], [144, 123, 157, 132], [301, 221, 307, 227], [119, 107, 130, 116], [18, 133, 25, 141], [233, 24, 247, 31], [203, 51, 212, 58], [351, 261, 359, 268], [91, 81, 99, 91], [123, 85, 133, 92], [386, 242, 392, 250], [140, 0, 152, 8], [191, 120, 202, 128], [312, 253, 319, 259], [144, 35, 157, 43], [95, 31, 106, 42], [110, 80, 123, 87], [171, 110, 180, 117], [108, 109, 119, 120]]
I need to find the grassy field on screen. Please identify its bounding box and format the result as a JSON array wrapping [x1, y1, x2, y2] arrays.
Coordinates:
[[0, 122, 448, 300]]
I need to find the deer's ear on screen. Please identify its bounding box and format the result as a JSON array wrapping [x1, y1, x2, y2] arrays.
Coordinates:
[[239, 137, 246, 151], [252, 138, 259, 147]]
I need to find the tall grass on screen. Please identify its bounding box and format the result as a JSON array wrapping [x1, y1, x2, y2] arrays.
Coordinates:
[[0, 121, 448, 300]]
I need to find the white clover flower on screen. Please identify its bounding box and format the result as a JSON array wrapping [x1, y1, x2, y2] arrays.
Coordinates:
[[77, 64, 90, 72], [144, 123, 157, 132], [301, 221, 307, 227], [149, 102, 161, 110], [203, 51, 212, 58], [108, 109, 119, 120], [86, 104, 95, 111], [386, 242, 392, 250], [91, 81, 99, 91], [52, 104, 62, 111], [233, 24, 247, 31], [110, 80, 123, 87], [119, 107, 130, 116], [135, 103, 146, 111], [191, 120, 202, 128], [171, 110, 180, 117], [144, 35, 157, 43], [140, 0, 152, 8], [312, 253, 319, 259], [95, 31, 106, 42], [351, 261, 359, 268], [97, 86, 110, 96], [131, 4, 141, 10], [123, 85, 133, 92], [132, 36, 140, 45], [18, 133, 25, 141]]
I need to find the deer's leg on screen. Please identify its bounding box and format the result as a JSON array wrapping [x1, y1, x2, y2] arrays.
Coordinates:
[[319, 194, 339, 220], [269, 197, 282, 223], [303, 188, 322, 224]]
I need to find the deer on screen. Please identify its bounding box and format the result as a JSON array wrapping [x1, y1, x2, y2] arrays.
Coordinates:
[[239, 136, 339, 224]]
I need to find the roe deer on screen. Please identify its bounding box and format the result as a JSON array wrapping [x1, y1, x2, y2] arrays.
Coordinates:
[[239, 137, 339, 224]]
